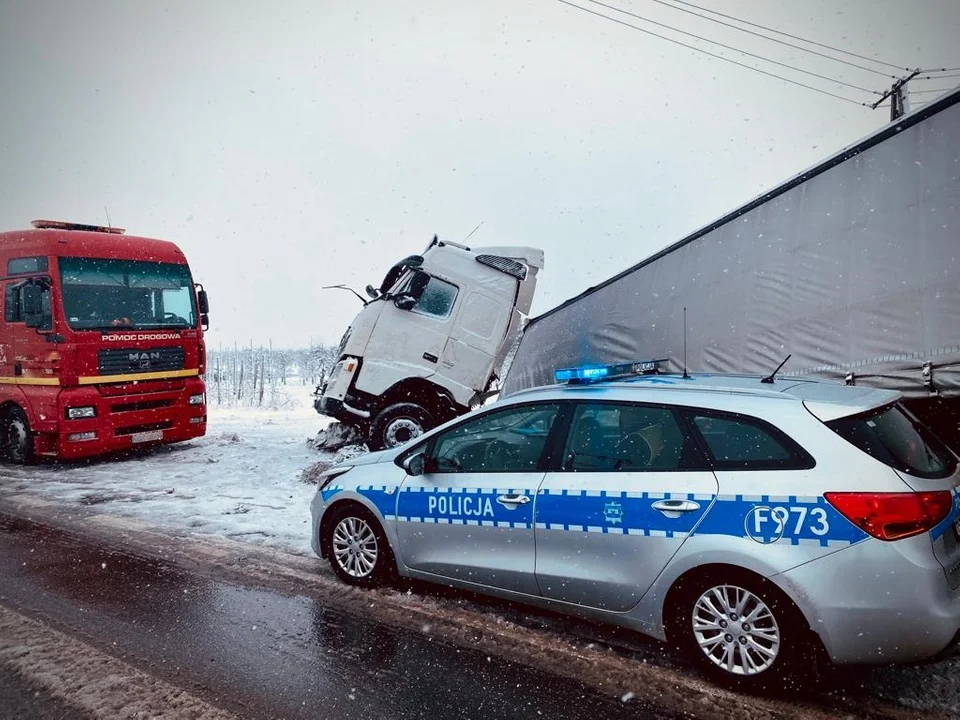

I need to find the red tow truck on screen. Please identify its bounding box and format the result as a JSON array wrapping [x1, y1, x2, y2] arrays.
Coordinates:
[[0, 220, 209, 462]]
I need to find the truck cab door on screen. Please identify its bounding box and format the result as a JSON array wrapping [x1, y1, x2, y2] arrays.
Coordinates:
[[353, 276, 455, 396], [439, 287, 512, 394], [2, 279, 54, 381]]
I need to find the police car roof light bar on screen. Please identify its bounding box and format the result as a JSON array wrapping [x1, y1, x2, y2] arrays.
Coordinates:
[[554, 359, 668, 385]]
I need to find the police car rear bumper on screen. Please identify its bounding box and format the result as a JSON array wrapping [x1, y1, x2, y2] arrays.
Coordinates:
[[777, 534, 960, 665]]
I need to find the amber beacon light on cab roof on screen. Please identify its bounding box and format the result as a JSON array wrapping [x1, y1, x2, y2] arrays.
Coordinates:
[[0, 219, 210, 462]]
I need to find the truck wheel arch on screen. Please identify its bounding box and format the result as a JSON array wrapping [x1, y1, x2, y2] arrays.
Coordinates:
[[376, 378, 467, 426]]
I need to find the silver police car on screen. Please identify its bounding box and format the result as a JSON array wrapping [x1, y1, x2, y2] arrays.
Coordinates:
[[310, 362, 960, 688]]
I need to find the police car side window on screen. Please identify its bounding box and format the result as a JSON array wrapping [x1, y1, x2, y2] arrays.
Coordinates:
[[687, 411, 814, 470], [429, 403, 561, 473], [563, 403, 703, 472]]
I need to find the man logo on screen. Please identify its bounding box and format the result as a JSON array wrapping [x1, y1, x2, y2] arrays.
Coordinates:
[[128, 351, 161, 362]]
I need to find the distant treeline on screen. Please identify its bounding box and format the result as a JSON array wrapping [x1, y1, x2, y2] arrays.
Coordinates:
[[206, 343, 339, 408]]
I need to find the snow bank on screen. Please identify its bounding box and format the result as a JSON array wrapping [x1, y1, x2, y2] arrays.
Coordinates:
[[0, 385, 340, 556]]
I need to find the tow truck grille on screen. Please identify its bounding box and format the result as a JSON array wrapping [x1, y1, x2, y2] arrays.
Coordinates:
[[99, 347, 185, 375]]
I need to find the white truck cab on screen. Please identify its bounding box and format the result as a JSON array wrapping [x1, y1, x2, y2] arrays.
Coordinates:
[[315, 237, 544, 449]]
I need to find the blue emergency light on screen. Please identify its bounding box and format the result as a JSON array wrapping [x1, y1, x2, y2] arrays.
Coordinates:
[[554, 359, 667, 384]]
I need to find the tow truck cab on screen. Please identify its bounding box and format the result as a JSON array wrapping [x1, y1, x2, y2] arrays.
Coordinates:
[[0, 220, 209, 462], [316, 237, 543, 450]]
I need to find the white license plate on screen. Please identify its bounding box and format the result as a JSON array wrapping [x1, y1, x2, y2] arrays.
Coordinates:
[[130, 429, 164, 444]]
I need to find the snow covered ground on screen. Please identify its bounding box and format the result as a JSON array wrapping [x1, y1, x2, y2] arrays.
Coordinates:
[[0, 384, 338, 556]]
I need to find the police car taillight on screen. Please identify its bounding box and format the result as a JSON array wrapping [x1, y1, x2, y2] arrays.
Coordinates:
[[825, 491, 953, 541]]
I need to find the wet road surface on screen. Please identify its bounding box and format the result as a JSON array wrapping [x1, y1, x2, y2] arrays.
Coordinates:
[[0, 515, 671, 719]]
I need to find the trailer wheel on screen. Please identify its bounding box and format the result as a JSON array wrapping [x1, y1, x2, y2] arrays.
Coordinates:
[[3, 407, 35, 465], [369, 403, 434, 450]]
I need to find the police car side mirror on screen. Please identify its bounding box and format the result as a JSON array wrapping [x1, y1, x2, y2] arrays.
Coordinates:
[[400, 452, 425, 477]]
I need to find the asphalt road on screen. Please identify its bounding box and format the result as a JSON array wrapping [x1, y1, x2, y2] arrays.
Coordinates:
[[0, 515, 670, 720]]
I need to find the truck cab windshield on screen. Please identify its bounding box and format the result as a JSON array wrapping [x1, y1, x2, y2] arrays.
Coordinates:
[[59, 257, 197, 330]]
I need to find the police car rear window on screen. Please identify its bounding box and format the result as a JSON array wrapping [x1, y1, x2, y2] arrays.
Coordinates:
[[826, 403, 957, 479], [686, 410, 815, 471]]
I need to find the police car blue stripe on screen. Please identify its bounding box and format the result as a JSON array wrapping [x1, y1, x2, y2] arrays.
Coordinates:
[[335, 484, 872, 546]]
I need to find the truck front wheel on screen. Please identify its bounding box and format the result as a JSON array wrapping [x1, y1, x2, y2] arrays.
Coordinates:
[[369, 403, 434, 450], [3, 407, 35, 465]]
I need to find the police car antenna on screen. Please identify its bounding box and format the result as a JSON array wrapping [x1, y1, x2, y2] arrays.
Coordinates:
[[761, 354, 792, 384], [682, 307, 689, 379]]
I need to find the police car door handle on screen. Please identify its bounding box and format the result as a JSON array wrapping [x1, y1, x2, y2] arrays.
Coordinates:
[[651, 499, 700, 515], [496, 494, 530, 507]]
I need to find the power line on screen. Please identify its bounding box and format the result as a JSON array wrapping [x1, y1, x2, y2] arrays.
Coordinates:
[[645, 0, 896, 78], [910, 88, 957, 95], [667, 0, 910, 72], [554, 0, 871, 106], [916, 72, 960, 80], [583, 0, 880, 94]]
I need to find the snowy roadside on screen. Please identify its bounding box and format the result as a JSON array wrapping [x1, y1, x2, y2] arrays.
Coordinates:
[[0, 384, 336, 556], [1, 386, 960, 716]]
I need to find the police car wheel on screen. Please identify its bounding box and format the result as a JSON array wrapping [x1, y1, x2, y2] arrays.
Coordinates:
[[3, 408, 34, 465], [324, 504, 395, 588], [676, 571, 810, 690], [369, 403, 434, 451]]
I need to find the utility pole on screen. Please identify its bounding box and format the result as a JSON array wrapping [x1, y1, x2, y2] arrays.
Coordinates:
[[872, 70, 921, 120], [889, 79, 912, 120]]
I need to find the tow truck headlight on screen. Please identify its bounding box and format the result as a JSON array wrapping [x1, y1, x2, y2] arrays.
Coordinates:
[[189, 393, 205, 405], [66, 406, 96, 420]]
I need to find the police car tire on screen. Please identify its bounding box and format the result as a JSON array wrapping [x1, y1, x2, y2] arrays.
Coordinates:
[[3, 407, 35, 465], [369, 403, 434, 451], [674, 570, 812, 691], [323, 504, 396, 588]]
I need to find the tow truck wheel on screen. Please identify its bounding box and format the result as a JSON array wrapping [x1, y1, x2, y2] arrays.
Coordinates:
[[369, 403, 434, 450], [323, 504, 396, 588], [673, 569, 812, 691], [3, 407, 35, 465]]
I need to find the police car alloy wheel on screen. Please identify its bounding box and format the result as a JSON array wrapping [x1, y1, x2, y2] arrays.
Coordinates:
[[692, 584, 780, 676], [677, 571, 809, 689], [324, 505, 395, 587]]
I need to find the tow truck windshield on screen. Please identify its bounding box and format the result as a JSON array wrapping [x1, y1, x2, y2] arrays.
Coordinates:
[[59, 257, 197, 330]]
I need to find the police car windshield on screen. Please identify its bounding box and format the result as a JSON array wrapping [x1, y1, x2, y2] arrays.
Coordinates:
[[59, 257, 197, 331], [826, 403, 957, 479]]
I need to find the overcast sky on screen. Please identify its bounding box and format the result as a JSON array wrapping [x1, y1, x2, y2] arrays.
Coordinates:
[[1, 1, 957, 349]]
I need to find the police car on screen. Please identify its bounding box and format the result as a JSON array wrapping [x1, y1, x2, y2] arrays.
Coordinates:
[[310, 361, 960, 688]]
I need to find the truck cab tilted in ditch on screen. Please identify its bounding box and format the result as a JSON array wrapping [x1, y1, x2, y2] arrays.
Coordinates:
[[0, 220, 209, 462], [315, 236, 543, 449]]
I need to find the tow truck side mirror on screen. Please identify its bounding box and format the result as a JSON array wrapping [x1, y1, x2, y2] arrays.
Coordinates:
[[22, 284, 46, 329], [197, 288, 210, 314], [22, 284, 42, 315]]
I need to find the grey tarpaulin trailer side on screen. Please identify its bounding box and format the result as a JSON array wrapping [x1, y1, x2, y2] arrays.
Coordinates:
[[502, 87, 960, 447]]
